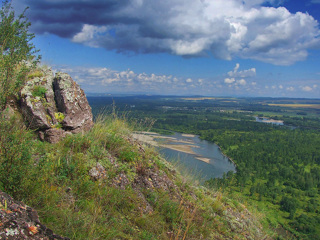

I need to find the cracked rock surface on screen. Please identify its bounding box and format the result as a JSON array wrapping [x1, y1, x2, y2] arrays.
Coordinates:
[[20, 68, 93, 143]]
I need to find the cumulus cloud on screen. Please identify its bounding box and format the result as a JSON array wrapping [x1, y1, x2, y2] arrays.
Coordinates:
[[17, 0, 320, 65], [237, 79, 247, 86], [224, 78, 236, 84], [228, 63, 256, 78], [224, 63, 254, 88], [56, 66, 206, 94]]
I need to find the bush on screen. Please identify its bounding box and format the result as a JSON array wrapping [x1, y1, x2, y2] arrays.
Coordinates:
[[0, 0, 40, 109], [0, 111, 33, 197]]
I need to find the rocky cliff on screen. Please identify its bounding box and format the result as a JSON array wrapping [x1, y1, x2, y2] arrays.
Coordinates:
[[20, 67, 93, 143]]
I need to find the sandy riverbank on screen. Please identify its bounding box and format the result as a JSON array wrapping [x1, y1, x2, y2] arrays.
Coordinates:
[[132, 132, 212, 164]]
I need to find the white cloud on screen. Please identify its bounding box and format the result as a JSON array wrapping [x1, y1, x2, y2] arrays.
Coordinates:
[[224, 78, 236, 84], [225, 64, 254, 88], [54, 66, 213, 94], [50, 65, 320, 97], [286, 86, 295, 91], [237, 79, 247, 86], [228, 63, 256, 78], [302, 86, 313, 92], [73, 24, 108, 48]]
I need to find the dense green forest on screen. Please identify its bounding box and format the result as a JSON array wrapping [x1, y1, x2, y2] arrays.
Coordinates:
[[89, 96, 320, 239]]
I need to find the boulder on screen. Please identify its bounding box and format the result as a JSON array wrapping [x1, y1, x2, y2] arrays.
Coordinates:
[[54, 72, 94, 133], [20, 67, 94, 143], [43, 128, 70, 144]]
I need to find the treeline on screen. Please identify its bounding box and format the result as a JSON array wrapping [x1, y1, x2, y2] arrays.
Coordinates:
[[205, 128, 320, 238], [152, 111, 320, 239], [155, 112, 320, 239]]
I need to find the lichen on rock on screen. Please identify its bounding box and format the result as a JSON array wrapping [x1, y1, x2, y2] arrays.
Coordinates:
[[0, 190, 69, 240], [20, 66, 94, 143]]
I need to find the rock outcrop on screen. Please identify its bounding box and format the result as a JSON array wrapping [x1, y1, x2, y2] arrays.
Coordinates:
[[53, 72, 94, 133], [0, 190, 69, 240], [20, 67, 93, 143]]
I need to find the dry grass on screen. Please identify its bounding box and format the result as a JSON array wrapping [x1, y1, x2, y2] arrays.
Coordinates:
[[268, 104, 320, 109]]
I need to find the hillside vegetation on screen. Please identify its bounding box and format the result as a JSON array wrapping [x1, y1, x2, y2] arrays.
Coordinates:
[[0, 111, 269, 239], [93, 96, 320, 239]]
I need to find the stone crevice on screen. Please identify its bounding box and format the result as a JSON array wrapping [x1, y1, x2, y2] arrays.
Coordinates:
[[20, 67, 94, 143]]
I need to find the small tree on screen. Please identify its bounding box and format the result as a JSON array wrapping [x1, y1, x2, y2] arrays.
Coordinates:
[[0, 0, 40, 109]]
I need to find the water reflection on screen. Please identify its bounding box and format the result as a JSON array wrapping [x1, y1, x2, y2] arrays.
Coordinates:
[[255, 116, 284, 125], [140, 132, 236, 181]]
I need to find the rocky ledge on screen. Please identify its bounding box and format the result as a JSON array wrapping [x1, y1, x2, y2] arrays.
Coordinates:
[[20, 68, 94, 143], [0, 191, 69, 240]]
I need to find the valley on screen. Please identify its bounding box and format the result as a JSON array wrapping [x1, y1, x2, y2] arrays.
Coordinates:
[[89, 95, 320, 239]]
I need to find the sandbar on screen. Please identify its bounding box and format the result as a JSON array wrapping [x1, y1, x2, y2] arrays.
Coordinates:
[[195, 157, 211, 163], [136, 131, 159, 135], [181, 134, 196, 138], [160, 144, 196, 155]]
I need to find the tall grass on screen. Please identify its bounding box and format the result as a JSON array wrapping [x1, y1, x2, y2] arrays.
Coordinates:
[[0, 112, 268, 239]]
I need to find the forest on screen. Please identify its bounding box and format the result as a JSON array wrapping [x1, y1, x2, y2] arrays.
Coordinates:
[[89, 95, 320, 239]]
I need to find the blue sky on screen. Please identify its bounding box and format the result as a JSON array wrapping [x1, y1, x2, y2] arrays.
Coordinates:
[[9, 0, 320, 98]]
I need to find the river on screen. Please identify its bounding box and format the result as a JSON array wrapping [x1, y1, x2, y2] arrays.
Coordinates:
[[254, 116, 284, 125], [133, 132, 236, 182]]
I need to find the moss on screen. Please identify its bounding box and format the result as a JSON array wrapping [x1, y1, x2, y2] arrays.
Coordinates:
[[32, 85, 47, 98], [30, 98, 40, 103], [46, 114, 52, 122], [54, 112, 65, 123], [52, 122, 63, 129]]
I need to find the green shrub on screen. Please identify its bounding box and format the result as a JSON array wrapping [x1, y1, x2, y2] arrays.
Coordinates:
[[32, 85, 47, 97], [0, 0, 41, 109], [0, 112, 33, 197]]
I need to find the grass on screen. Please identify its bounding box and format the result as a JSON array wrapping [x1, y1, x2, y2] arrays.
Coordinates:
[[0, 111, 269, 239], [32, 85, 47, 98], [27, 70, 44, 79]]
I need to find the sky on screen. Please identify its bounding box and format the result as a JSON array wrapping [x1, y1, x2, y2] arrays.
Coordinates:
[[7, 0, 320, 98]]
